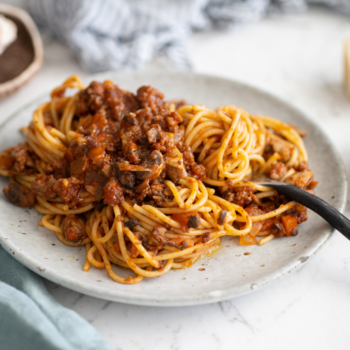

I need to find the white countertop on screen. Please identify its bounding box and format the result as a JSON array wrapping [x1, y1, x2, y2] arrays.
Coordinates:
[[1, 6, 350, 350]]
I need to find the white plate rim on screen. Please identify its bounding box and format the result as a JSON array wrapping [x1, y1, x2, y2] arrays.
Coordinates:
[[0, 71, 347, 306]]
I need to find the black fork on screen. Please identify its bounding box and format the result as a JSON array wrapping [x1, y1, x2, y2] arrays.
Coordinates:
[[258, 179, 350, 239]]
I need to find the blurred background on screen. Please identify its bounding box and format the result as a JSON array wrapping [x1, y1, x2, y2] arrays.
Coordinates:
[[1, 1, 350, 349], [1, 0, 349, 173]]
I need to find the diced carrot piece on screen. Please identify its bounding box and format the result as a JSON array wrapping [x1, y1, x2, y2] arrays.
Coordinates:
[[169, 237, 194, 248], [281, 214, 298, 237], [172, 212, 189, 227], [172, 211, 200, 231], [88, 145, 104, 159], [184, 238, 195, 247]]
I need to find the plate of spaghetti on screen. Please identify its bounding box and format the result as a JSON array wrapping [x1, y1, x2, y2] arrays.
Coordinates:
[[0, 71, 346, 306]]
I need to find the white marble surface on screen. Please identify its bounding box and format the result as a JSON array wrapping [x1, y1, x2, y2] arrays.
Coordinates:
[[1, 6, 350, 350]]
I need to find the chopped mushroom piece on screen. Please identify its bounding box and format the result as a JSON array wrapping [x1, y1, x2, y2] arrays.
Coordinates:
[[3, 183, 35, 207], [187, 215, 201, 229], [217, 210, 227, 225], [124, 219, 140, 228]]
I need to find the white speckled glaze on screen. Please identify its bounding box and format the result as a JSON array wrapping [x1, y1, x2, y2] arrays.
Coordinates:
[[0, 71, 346, 306]]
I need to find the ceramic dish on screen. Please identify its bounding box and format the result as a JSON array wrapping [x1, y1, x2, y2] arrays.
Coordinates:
[[0, 71, 346, 306], [0, 4, 43, 99]]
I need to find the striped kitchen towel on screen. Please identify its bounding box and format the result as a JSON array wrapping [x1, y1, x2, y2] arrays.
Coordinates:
[[27, 0, 350, 73]]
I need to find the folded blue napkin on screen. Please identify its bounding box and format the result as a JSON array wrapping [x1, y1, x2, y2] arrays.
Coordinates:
[[26, 0, 350, 73], [0, 246, 114, 350]]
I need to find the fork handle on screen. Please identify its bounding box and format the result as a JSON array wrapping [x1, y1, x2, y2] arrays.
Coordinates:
[[263, 184, 350, 239]]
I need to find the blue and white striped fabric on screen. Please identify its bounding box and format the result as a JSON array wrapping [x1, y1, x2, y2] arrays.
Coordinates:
[[27, 0, 350, 72]]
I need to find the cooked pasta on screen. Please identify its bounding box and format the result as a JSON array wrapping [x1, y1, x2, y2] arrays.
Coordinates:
[[0, 76, 317, 284]]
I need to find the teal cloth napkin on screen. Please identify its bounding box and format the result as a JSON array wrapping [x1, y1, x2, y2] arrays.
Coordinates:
[[0, 246, 114, 350]]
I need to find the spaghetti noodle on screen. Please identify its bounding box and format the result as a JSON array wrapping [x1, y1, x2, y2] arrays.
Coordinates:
[[0, 76, 317, 284]]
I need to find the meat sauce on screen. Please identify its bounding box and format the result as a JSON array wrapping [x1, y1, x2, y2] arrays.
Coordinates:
[[0, 80, 316, 246], [224, 140, 317, 241], [2, 81, 205, 213], [0, 143, 36, 174]]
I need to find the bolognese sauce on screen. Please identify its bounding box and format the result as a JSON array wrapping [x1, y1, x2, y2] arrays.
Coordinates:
[[0, 75, 318, 284]]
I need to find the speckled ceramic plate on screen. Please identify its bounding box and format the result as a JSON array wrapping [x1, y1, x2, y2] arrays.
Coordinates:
[[0, 71, 347, 306]]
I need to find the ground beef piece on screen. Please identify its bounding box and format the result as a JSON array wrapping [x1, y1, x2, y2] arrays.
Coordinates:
[[0, 144, 35, 174], [134, 180, 150, 202], [104, 82, 140, 121], [189, 163, 206, 180], [32, 175, 82, 203], [120, 126, 143, 163], [269, 162, 288, 181], [84, 168, 109, 200], [122, 114, 137, 126], [245, 203, 277, 234], [137, 85, 165, 113], [103, 178, 125, 206], [223, 187, 257, 207], [164, 113, 184, 143], [264, 136, 291, 162], [32, 174, 58, 200], [295, 203, 308, 224], [176, 144, 205, 180], [179, 144, 195, 167], [147, 125, 161, 144], [295, 161, 308, 172], [44, 158, 70, 179], [165, 113, 183, 128], [54, 177, 82, 203], [148, 180, 173, 206], [3, 183, 35, 207], [76, 81, 104, 115], [148, 226, 167, 250], [173, 125, 185, 146], [76, 81, 139, 122], [61, 214, 87, 243]]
